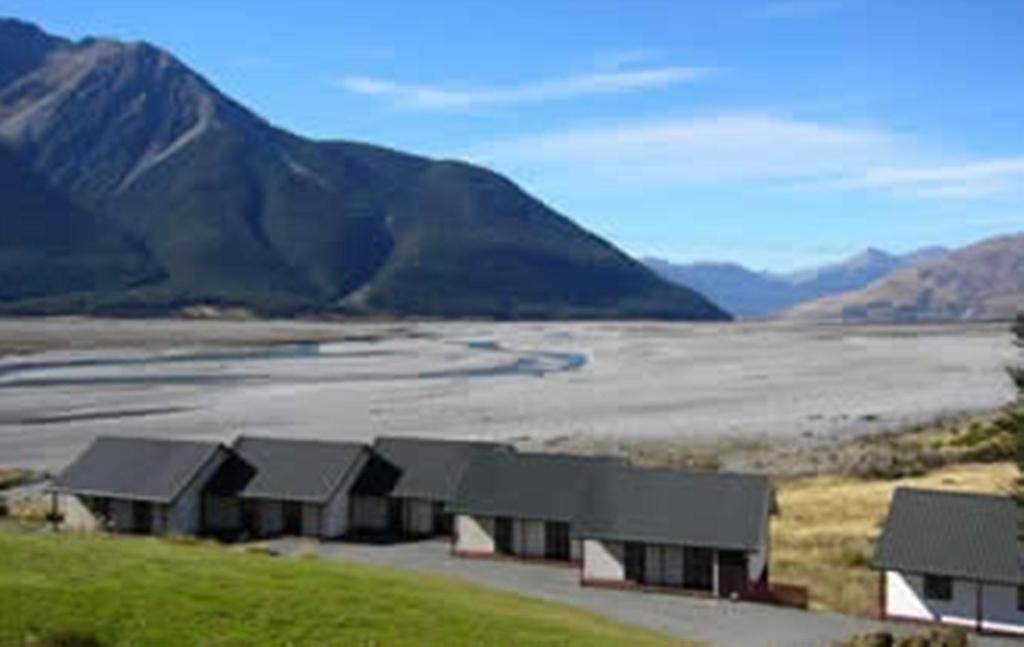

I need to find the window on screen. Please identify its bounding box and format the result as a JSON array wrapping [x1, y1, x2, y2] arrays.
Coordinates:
[[1018, 585, 1024, 612], [923, 574, 952, 601]]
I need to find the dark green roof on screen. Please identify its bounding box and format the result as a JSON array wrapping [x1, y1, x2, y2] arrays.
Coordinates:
[[52, 436, 223, 503], [575, 467, 775, 551], [220, 436, 369, 503], [873, 488, 1023, 585], [449, 452, 625, 523], [363, 437, 512, 501]]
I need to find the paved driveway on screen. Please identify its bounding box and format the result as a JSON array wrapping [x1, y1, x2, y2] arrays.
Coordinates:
[[263, 538, 1017, 647]]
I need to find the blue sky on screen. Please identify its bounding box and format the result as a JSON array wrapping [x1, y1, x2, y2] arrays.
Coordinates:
[[4, 0, 1023, 270]]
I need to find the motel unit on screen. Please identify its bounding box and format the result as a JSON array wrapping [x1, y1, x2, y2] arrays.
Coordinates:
[[874, 487, 1024, 636]]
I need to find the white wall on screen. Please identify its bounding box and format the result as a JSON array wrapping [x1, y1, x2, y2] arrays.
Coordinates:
[[583, 539, 625, 581], [56, 494, 104, 532], [748, 545, 768, 583], [981, 583, 1024, 635], [570, 539, 582, 562], [455, 514, 494, 553], [322, 487, 351, 538], [350, 496, 389, 532], [885, 571, 978, 629]]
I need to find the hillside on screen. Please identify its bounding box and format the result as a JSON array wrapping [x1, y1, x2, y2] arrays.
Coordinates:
[[0, 18, 727, 321], [645, 247, 947, 318], [0, 529, 680, 646], [786, 233, 1024, 322]]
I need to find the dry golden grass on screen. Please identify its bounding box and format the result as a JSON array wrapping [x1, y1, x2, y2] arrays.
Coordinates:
[[771, 461, 1017, 616], [0, 468, 30, 490]]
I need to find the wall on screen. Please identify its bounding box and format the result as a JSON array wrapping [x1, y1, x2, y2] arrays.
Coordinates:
[[455, 515, 494, 553], [643, 544, 684, 587], [56, 494, 104, 532], [302, 503, 321, 536], [256, 500, 285, 536], [980, 583, 1024, 635], [885, 571, 978, 629], [405, 499, 435, 536], [322, 486, 352, 538], [583, 539, 624, 581], [350, 496, 389, 532], [204, 495, 241, 532], [167, 448, 229, 535], [570, 539, 582, 562], [748, 544, 768, 583], [512, 520, 546, 558]]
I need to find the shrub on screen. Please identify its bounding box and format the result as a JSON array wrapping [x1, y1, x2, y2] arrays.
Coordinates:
[[29, 630, 104, 647]]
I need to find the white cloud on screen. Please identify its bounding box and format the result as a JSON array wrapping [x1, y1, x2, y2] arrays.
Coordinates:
[[467, 114, 1024, 201], [471, 114, 897, 183], [333, 66, 712, 110]]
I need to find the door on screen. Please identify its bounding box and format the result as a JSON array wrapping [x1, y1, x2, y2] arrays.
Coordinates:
[[494, 517, 514, 555], [131, 501, 152, 534], [717, 550, 748, 599], [387, 499, 405, 536], [283, 501, 303, 535], [684, 546, 714, 591], [544, 522, 571, 560], [624, 542, 646, 583], [241, 500, 260, 537], [433, 503, 453, 536]]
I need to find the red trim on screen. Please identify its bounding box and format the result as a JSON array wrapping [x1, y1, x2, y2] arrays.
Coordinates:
[[452, 550, 581, 569], [883, 612, 1024, 640]]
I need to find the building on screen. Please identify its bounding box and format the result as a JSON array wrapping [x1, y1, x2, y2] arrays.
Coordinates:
[[873, 487, 1024, 636], [576, 466, 775, 598], [350, 437, 511, 538], [204, 436, 370, 539], [449, 452, 627, 563], [50, 436, 229, 535]]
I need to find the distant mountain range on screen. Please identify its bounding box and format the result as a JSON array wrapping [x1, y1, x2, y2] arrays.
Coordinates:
[[785, 233, 1024, 323], [0, 19, 727, 321], [645, 247, 949, 318]]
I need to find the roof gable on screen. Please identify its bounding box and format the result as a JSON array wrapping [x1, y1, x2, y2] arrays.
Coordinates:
[[52, 436, 222, 503], [576, 467, 774, 550], [873, 488, 1023, 585], [222, 436, 368, 503], [364, 437, 512, 501]]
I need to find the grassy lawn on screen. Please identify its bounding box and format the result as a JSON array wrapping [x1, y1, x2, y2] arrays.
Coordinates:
[[0, 531, 685, 647], [771, 461, 1017, 616]]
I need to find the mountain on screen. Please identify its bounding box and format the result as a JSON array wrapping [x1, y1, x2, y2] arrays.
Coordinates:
[[645, 247, 948, 318], [785, 233, 1024, 322], [0, 19, 728, 321]]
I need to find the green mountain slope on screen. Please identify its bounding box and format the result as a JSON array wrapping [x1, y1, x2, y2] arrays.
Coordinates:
[[0, 19, 728, 320]]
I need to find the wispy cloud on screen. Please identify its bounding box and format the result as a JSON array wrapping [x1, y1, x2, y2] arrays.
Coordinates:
[[467, 113, 1024, 201], [333, 66, 713, 110], [754, 0, 846, 19]]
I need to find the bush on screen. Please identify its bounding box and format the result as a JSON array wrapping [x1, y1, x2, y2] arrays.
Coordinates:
[[29, 630, 104, 647], [837, 628, 968, 647], [838, 548, 870, 568]]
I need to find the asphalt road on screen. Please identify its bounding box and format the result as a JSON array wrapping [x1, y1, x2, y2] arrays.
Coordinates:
[[263, 538, 1019, 647]]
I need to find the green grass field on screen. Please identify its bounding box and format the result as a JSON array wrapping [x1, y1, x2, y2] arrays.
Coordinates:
[[0, 529, 683, 646]]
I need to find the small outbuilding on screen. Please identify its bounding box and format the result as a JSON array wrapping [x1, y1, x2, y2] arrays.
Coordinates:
[[350, 437, 511, 538], [449, 452, 624, 562], [50, 436, 229, 535], [873, 487, 1024, 636], [205, 436, 370, 539], [576, 466, 775, 598]]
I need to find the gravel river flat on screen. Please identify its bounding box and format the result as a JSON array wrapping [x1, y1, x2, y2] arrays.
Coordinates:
[[0, 318, 1015, 471]]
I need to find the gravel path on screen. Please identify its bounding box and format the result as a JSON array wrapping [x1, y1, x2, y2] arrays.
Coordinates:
[[263, 538, 1018, 647]]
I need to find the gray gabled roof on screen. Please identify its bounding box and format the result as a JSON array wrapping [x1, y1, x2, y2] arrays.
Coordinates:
[[51, 436, 223, 503], [360, 437, 512, 501], [873, 488, 1023, 585], [449, 452, 627, 523], [575, 466, 776, 551], [216, 436, 369, 503]]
